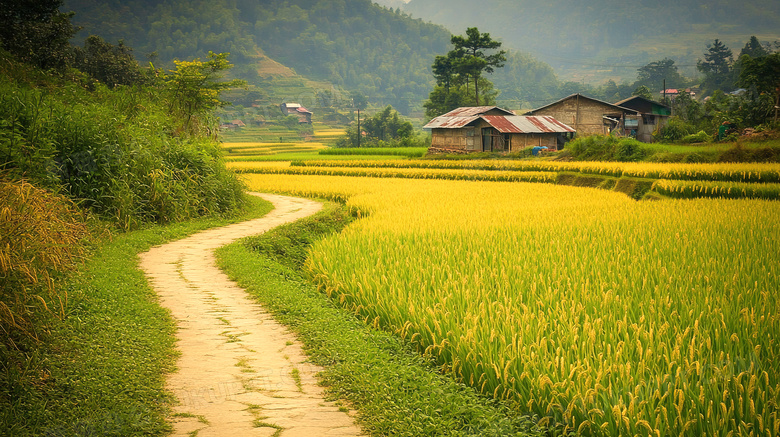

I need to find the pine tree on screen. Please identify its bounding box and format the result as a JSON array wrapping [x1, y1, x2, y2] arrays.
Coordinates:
[[697, 39, 734, 94]]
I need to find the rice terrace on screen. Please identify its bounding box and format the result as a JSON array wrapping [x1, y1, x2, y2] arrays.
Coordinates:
[[2, 0, 780, 436]]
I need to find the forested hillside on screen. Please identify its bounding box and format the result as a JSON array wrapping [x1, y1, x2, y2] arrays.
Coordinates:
[[61, 0, 450, 112], [403, 0, 780, 83], [62, 0, 574, 113]]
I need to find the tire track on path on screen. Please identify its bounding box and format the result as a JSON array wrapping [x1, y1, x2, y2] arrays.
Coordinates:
[[139, 193, 364, 437]]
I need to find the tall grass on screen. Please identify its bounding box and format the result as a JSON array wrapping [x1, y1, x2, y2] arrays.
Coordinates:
[[0, 54, 245, 230], [0, 178, 89, 344]]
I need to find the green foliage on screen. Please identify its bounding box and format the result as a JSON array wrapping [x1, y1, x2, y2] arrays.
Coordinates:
[[635, 58, 687, 91], [166, 51, 245, 137], [72, 35, 145, 87], [698, 39, 735, 95], [243, 203, 354, 271], [0, 52, 245, 230], [337, 106, 417, 147], [0, 0, 77, 71], [656, 117, 698, 142], [566, 135, 650, 161], [680, 130, 711, 144], [424, 27, 505, 115]]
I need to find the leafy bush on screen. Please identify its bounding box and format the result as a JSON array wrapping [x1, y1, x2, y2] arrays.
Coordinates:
[[680, 130, 711, 144], [655, 117, 696, 142], [0, 54, 245, 230], [0, 178, 88, 343], [566, 135, 649, 161]]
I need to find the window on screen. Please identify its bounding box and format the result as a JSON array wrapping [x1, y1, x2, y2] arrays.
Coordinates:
[[642, 114, 656, 125]]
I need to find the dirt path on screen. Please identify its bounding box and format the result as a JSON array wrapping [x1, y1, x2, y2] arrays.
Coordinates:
[[139, 193, 364, 437]]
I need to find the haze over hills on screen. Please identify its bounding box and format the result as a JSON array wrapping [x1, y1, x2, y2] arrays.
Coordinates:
[[62, 0, 579, 113], [401, 0, 780, 83]]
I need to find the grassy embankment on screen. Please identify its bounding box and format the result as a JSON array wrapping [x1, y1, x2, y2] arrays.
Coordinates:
[[0, 195, 274, 436]]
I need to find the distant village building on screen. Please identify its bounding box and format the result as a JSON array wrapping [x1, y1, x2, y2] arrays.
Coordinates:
[[424, 106, 575, 153], [280, 102, 313, 124], [220, 119, 246, 130], [524, 94, 633, 137], [614, 96, 671, 143], [660, 88, 696, 102]]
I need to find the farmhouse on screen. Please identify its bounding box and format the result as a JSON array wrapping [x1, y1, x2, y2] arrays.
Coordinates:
[[280, 102, 313, 124], [424, 106, 575, 153], [524, 94, 635, 137], [614, 96, 671, 143]]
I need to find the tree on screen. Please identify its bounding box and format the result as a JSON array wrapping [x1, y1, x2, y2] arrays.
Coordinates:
[[449, 27, 506, 105], [739, 36, 769, 59], [634, 58, 686, 91], [0, 0, 78, 70], [739, 52, 780, 122], [73, 35, 144, 87], [698, 39, 734, 94], [337, 105, 413, 147], [632, 85, 653, 100], [165, 51, 245, 136]]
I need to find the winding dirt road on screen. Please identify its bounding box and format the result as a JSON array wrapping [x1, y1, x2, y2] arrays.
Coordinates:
[[139, 193, 364, 437]]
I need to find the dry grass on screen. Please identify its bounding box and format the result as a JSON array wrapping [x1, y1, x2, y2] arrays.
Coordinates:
[[0, 178, 89, 343]]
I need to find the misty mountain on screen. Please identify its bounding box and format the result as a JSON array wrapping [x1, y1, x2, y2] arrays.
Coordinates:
[[402, 0, 780, 83], [62, 0, 453, 112], [62, 0, 578, 112]]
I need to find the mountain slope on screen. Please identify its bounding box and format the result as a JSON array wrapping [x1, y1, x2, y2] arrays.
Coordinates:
[[402, 0, 780, 83], [62, 0, 453, 112]]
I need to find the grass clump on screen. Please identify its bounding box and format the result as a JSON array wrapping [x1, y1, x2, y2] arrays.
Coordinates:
[[0, 178, 89, 344], [217, 203, 542, 436]]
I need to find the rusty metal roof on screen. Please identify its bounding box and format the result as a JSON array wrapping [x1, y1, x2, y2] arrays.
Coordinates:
[[482, 115, 575, 133], [439, 106, 514, 117], [424, 106, 574, 133], [423, 115, 481, 129]]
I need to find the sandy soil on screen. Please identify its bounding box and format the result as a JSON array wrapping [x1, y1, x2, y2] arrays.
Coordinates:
[[139, 193, 364, 436]]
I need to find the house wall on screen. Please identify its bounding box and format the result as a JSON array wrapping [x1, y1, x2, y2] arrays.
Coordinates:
[[430, 127, 479, 151], [530, 97, 620, 136], [431, 127, 558, 152]]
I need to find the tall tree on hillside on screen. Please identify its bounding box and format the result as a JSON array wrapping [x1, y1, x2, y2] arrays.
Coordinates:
[[698, 39, 734, 95], [450, 27, 506, 105], [739, 36, 769, 59]]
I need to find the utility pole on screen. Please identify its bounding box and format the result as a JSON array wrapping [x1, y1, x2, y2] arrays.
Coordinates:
[[357, 108, 360, 148]]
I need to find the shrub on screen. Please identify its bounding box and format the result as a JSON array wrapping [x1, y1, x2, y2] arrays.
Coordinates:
[[680, 130, 711, 144], [656, 117, 696, 142], [566, 135, 649, 162]]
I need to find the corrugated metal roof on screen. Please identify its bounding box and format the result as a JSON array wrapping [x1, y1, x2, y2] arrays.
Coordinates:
[[524, 93, 634, 115], [423, 115, 480, 129], [440, 106, 514, 117], [482, 115, 575, 133], [425, 114, 574, 133]]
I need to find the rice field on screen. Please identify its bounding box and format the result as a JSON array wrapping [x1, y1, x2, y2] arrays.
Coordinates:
[[242, 173, 780, 436]]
